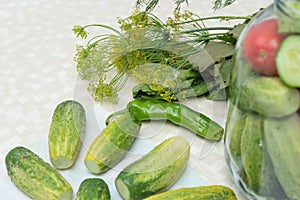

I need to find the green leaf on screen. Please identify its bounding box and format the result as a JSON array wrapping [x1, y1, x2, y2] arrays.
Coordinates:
[[187, 41, 235, 73], [231, 23, 247, 39]]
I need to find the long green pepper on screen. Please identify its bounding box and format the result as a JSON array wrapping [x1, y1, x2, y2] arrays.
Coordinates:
[[106, 99, 224, 141]]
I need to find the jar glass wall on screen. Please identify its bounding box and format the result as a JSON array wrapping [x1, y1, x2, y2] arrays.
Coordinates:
[[225, 0, 300, 199]]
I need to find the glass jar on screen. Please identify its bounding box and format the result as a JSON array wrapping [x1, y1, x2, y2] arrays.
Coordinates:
[[225, 0, 300, 200]]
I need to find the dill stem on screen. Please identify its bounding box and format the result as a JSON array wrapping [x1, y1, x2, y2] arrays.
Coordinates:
[[82, 24, 123, 35], [173, 15, 252, 25], [180, 26, 234, 34], [87, 35, 111, 47]]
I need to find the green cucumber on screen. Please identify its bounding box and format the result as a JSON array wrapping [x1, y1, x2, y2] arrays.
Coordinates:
[[235, 76, 299, 117], [225, 101, 246, 171], [115, 136, 190, 200], [76, 178, 110, 200], [48, 100, 86, 169], [84, 111, 141, 174], [144, 185, 237, 200], [264, 113, 300, 200], [276, 35, 300, 87], [240, 113, 285, 197], [5, 146, 73, 200], [240, 113, 264, 193]]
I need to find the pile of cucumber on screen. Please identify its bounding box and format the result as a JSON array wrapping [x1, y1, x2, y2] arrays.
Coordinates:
[[5, 99, 237, 199], [226, 33, 300, 199]]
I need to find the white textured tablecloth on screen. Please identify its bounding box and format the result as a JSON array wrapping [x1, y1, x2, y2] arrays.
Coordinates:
[[0, 0, 273, 199]]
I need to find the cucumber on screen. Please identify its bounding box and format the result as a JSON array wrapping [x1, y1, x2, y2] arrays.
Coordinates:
[[5, 146, 73, 200], [224, 101, 246, 171], [48, 100, 86, 169], [264, 113, 300, 200], [240, 113, 285, 198], [76, 178, 110, 200], [276, 35, 300, 87], [115, 136, 190, 200], [84, 111, 141, 174], [235, 76, 299, 117], [240, 113, 264, 193], [144, 185, 237, 200]]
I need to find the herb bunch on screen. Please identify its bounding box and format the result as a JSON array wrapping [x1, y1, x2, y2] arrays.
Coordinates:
[[73, 8, 254, 103]]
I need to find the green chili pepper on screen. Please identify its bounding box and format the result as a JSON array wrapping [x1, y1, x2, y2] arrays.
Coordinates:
[[106, 99, 224, 141]]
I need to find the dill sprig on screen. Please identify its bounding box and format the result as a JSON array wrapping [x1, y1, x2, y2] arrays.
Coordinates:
[[213, 0, 236, 10], [135, 0, 236, 12]]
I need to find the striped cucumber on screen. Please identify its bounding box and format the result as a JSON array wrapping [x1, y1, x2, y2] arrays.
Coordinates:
[[5, 146, 73, 200], [115, 136, 190, 200], [144, 185, 237, 200], [235, 76, 299, 117], [240, 113, 285, 198], [225, 101, 246, 171], [76, 178, 110, 200], [240, 113, 264, 193], [85, 111, 141, 174], [48, 100, 86, 169], [264, 113, 300, 200]]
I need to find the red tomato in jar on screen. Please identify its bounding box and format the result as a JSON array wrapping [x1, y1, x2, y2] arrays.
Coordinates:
[[242, 18, 286, 76]]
